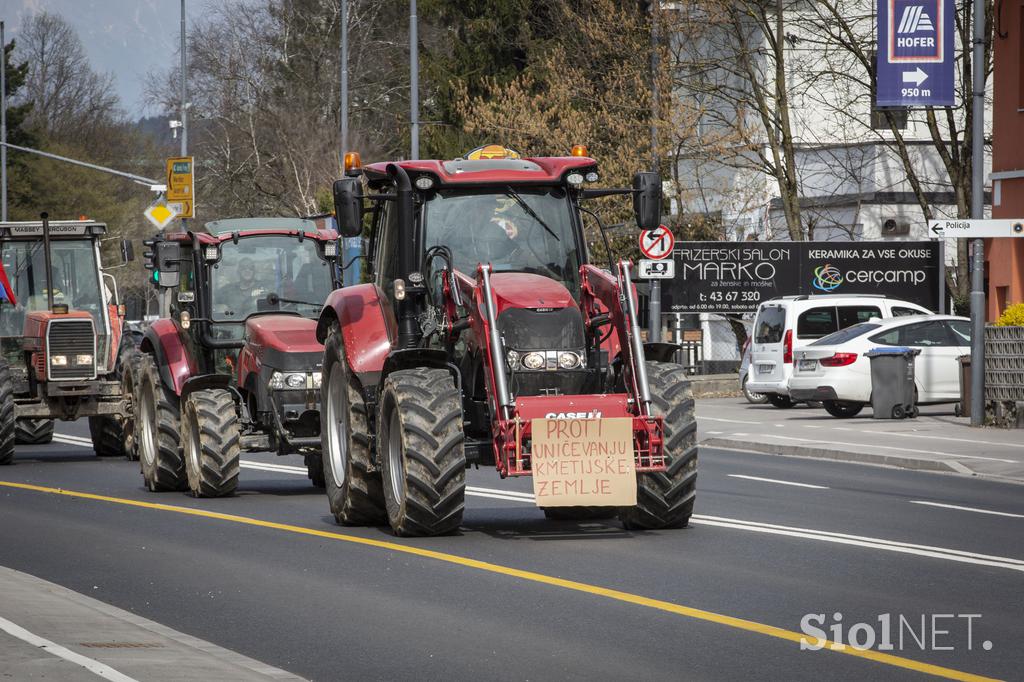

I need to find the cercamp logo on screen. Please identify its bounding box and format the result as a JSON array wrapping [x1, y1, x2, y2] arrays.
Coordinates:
[[812, 263, 844, 292], [897, 4, 934, 33]]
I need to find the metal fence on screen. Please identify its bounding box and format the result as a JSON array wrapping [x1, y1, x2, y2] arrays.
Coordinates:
[[984, 326, 1024, 402]]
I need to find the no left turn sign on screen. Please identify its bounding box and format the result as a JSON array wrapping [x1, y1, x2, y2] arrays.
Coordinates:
[[639, 225, 675, 260]]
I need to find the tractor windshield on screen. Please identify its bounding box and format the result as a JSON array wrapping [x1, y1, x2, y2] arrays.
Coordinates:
[[422, 188, 582, 294], [0, 239, 107, 361], [210, 235, 334, 322]]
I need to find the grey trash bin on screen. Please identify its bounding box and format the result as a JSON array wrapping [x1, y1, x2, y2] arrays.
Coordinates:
[[864, 346, 921, 419], [955, 355, 971, 419]]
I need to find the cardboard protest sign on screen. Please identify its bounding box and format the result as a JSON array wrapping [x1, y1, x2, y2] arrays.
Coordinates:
[[530, 417, 637, 507]]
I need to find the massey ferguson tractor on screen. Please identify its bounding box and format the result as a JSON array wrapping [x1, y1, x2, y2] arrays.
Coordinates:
[[317, 145, 697, 536], [0, 216, 136, 463], [132, 218, 340, 496]]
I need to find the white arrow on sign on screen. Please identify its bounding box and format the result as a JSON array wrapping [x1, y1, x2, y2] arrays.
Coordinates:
[[902, 67, 929, 86]]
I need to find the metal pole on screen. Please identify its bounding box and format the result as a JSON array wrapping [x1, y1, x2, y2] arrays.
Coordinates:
[[646, 2, 661, 342], [0, 142, 160, 186], [340, 0, 348, 159], [1, 21, 7, 223], [969, 0, 986, 426], [409, 0, 419, 159], [180, 0, 188, 163], [938, 238, 946, 314], [41, 213, 54, 311]]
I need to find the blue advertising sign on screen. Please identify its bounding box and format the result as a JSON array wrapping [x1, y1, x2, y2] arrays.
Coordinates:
[[877, 0, 954, 107]]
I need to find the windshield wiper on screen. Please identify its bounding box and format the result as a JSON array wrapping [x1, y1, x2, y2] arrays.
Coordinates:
[[504, 187, 560, 242]]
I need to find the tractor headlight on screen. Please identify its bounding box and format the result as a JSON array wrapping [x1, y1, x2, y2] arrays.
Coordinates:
[[269, 371, 306, 389], [51, 355, 68, 366], [557, 351, 582, 369], [75, 354, 93, 366], [311, 371, 322, 389], [521, 352, 546, 370], [506, 350, 520, 368]]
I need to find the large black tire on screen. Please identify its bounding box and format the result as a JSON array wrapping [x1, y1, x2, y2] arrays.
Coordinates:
[[767, 393, 795, 409], [136, 354, 187, 491], [378, 368, 466, 537], [15, 419, 54, 445], [304, 452, 325, 489], [0, 361, 15, 465], [542, 507, 618, 521], [119, 349, 143, 461], [182, 388, 240, 497], [823, 400, 863, 418], [88, 416, 125, 457], [619, 362, 698, 530], [321, 324, 386, 525]]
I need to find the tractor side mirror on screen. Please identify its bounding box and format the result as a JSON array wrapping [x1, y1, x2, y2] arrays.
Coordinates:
[[333, 177, 363, 238], [632, 172, 662, 231], [155, 241, 181, 288], [121, 239, 135, 263]]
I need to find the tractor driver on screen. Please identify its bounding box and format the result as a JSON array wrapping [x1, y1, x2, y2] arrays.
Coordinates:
[[470, 197, 525, 269], [221, 257, 267, 317]]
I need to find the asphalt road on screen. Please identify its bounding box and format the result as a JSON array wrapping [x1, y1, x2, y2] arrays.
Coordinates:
[[1, 420, 1022, 681]]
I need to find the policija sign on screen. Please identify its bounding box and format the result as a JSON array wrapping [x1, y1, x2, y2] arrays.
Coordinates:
[[663, 241, 941, 314]]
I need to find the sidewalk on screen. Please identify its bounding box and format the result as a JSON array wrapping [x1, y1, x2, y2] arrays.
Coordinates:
[[0, 566, 304, 681], [696, 397, 1024, 484]]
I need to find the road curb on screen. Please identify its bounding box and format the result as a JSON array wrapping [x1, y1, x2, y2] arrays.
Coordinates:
[[700, 437, 960, 473], [0, 566, 306, 681]]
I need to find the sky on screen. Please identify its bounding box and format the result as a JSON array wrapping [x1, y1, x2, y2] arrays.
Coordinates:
[[2, 0, 230, 119]]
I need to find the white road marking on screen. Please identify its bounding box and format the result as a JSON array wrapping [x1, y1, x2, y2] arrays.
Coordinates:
[[698, 416, 761, 425], [727, 474, 829, 489], [53, 434, 93, 446], [833, 426, 1024, 450], [0, 615, 138, 682], [767, 434, 1017, 464], [910, 500, 1024, 519]]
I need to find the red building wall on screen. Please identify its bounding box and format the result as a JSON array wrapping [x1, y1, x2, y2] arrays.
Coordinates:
[[989, 0, 1024, 319]]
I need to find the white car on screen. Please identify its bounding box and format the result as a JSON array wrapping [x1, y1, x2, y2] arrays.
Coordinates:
[[747, 295, 932, 408], [788, 315, 970, 418]]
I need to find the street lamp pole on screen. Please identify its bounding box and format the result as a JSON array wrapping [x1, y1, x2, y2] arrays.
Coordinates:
[[410, 0, 419, 160], [340, 0, 348, 159], [969, 0, 986, 426], [1, 21, 7, 223]]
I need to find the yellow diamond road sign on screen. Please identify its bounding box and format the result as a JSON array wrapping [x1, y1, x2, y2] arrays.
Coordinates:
[[144, 201, 178, 230]]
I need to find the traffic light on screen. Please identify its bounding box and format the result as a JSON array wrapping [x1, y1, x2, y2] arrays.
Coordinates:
[[141, 238, 181, 288]]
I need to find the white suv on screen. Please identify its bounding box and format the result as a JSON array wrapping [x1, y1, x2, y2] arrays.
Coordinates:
[[746, 295, 931, 408]]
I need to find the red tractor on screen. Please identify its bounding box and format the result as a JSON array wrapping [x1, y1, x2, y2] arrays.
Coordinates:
[[317, 146, 697, 536], [0, 216, 136, 462], [130, 218, 340, 496]]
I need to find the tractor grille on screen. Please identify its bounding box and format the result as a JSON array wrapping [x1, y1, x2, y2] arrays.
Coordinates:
[[47, 319, 97, 380]]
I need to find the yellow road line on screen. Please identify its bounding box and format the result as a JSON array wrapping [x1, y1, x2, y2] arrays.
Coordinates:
[[0, 480, 1000, 682]]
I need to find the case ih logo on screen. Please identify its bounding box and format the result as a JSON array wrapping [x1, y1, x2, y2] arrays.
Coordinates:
[[889, 0, 944, 62]]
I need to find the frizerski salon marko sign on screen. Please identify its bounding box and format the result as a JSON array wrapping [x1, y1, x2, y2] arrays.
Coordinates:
[[660, 241, 942, 314]]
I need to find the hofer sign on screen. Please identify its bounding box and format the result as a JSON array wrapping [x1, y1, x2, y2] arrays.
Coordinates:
[[662, 241, 942, 314]]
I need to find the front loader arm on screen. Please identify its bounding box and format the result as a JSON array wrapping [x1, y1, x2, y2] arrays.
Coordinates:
[[580, 262, 651, 416]]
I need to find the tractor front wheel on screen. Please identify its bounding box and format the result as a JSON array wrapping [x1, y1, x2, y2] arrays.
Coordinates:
[[119, 349, 143, 460], [378, 368, 465, 537], [619, 361, 698, 530], [0, 361, 15, 465], [136, 354, 186, 491], [182, 388, 240, 497], [321, 324, 386, 525], [88, 416, 125, 457], [15, 419, 54, 445]]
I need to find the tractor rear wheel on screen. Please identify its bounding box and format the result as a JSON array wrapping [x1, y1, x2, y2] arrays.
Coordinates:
[[619, 361, 698, 530], [182, 388, 240, 497], [88, 416, 124, 457], [321, 324, 386, 525], [136, 354, 186, 491], [379, 368, 465, 537], [0, 361, 15, 465], [15, 419, 54, 445]]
